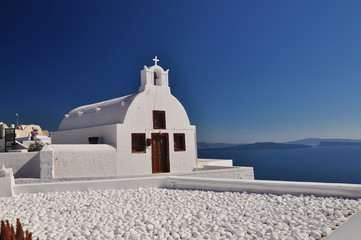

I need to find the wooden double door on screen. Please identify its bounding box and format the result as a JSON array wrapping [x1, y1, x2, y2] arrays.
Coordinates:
[[151, 133, 170, 173]]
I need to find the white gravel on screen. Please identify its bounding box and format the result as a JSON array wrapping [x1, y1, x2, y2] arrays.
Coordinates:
[[1, 188, 361, 240]]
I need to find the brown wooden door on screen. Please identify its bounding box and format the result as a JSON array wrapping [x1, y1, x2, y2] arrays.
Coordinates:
[[152, 133, 170, 173]]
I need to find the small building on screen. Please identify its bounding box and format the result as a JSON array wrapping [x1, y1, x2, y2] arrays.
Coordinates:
[[51, 57, 197, 178], [0, 122, 13, 152], [15, 124, 51, 147], [0, 122, 50, 152]]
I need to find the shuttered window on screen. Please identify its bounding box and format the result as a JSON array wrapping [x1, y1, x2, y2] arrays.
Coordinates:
[[174, 133, 186, 151], [153, 111, 166, 129], [132, 133, 146, 153]]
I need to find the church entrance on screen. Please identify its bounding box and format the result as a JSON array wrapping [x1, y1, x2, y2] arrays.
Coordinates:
[[151, 133, 169, 173]]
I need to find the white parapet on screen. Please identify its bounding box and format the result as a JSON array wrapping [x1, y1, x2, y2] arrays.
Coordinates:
[[168, 176, 361, 198], [40, 145, 54, 180], [14, 176, 171, 195], [0, 167, 15, 197], [10, 175, 361, 198], [197, 158, 233, 168]]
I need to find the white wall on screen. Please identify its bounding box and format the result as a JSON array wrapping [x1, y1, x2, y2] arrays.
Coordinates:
[[0, 168, 14, 197], [46, 144, 117, 179], [10, 176, 361, 198], [169, 177, 361, 197], [118, 85, 197, 175], [124, 86, 191, 129], [0, 152, 40, 178], [197, 159, 233, 168], [164, 129, 197, 173], [13, 176, 170, 195], [113, 127, 197, 177], [190, 166, 254, 179]]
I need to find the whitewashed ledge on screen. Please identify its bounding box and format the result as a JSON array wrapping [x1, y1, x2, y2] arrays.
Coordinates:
[[13, 165, 255, 185], [169, 177, 361, 198], [7, 175, 361, 198]]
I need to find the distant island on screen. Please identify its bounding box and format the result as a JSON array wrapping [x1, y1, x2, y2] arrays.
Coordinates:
[[203, 142, 311, 151], [286, 138, 361, 146], [225, 142, 311, 150], [198, 138, 361, 150], [197, 142, 237, 150], [319, 141, 361, 147]]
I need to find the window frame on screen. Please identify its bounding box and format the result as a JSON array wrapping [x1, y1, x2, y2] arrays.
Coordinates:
[[131, 133, 146, 153], [153, 110, 166, 129], [174, 133, 186, 151]]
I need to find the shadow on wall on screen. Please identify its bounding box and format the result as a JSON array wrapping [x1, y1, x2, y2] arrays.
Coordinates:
[[0, 152, 40, 178], [14, 154, 40, 178]]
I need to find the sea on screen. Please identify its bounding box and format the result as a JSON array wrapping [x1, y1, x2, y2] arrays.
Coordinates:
[[198, 146, 361, 184]]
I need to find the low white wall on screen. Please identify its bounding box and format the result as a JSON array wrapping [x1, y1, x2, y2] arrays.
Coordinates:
[[14, 176, 170, 195], [185, 166, 254, 179], [197, 158, 233, 168], [40, 145, 54, 179], [9, 176, 361, 198], [0, 168, 14, 197], [50, 144, 117, 179], [0, 152, 40, 178], [168, 177, 361, 198]]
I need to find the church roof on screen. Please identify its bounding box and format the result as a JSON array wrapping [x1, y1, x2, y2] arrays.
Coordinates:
[[58, 57, 190, 131], [59, 93, 137, 131]]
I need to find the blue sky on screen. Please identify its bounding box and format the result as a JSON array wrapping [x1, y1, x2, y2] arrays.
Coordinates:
[[1, 1, 361, 143]]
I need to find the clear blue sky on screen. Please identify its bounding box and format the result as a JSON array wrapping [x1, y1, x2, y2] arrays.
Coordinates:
[[1, 1, 361, 143]]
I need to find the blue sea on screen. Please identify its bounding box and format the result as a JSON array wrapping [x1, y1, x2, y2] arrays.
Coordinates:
[[198, 146, 361, 184]]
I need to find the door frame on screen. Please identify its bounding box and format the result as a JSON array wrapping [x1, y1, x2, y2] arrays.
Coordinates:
[[151, 133, 170, 173]]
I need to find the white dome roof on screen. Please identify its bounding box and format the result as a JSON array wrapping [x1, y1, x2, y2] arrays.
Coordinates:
[[59, 94, 137, 131]]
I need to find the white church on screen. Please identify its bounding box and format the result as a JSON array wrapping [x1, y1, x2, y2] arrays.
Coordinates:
[[50, 57, 198, 178], [0, 57, 253, 182]]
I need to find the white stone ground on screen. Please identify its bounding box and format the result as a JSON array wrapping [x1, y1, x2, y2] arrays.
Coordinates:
[[1, 188, 361, 240]]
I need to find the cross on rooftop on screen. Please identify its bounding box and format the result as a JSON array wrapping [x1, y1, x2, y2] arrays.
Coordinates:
[[153, 56, 159, 66]]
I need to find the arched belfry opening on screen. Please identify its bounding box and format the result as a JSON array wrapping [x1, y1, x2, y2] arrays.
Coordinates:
[[139, 56, 170, 92], [154, 69, 163, 86]]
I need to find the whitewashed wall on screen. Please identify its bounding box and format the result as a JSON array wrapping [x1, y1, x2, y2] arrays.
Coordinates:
[[49, 144, 117, 178], [114, 85, 197, 176], [0, 168, 14, 197], [0, 152, 40, 178]]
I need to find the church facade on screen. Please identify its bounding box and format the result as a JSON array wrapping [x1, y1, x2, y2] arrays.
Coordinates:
[[51, 58, 197, 178]]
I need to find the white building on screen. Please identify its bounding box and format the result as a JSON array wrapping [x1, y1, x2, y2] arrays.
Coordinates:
[[0, 122, 50, 152], [51, 57, 197, 178]]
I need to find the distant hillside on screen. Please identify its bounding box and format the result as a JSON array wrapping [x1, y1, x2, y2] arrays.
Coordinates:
[[285, 138, 361, 146], [199, 138, 361, 150], [197, 142, 238, 150], [222, 142, 311, 150], [319, 141, 361, 147], [285, 138, 322, 146]]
